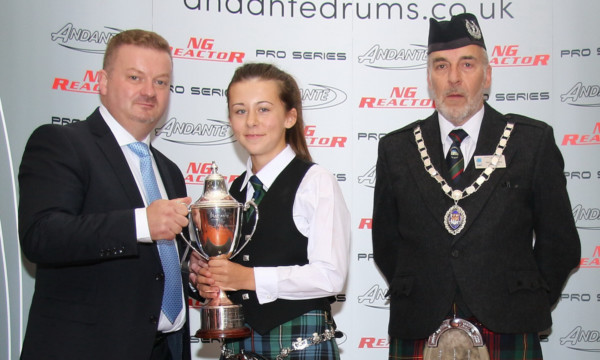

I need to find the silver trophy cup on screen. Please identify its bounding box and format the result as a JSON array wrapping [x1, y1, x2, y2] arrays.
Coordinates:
[[186, 162, 258, 339]]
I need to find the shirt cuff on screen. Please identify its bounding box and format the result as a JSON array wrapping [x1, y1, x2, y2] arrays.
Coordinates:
[[254, 267, 278, 304], [135, 207, 152, 243]]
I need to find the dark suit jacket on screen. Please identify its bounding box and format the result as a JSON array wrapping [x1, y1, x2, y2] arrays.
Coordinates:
[[18, 108, 192, 360], [372, 103, 580, 339]]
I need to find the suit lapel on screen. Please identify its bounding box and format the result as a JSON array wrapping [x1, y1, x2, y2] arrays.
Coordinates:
[[406, 113, 451, 230], [88, 109, 170, 262], [151, 144, 192, 264], [406, 105, 515, 242], [87, 109, 144, 208], [451, 103, 513, 244], [151, 146, 177, 199]]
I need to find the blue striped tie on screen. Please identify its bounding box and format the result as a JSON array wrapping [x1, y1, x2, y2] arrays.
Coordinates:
[[128, 142, 183, 323]]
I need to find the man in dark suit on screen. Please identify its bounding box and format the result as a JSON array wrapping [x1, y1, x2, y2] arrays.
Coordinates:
[[19, 29, 192, 360], [372, 13, 580, 360]]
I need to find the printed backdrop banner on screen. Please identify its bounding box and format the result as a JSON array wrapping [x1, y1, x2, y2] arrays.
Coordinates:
[[1, 0, 599, 359]]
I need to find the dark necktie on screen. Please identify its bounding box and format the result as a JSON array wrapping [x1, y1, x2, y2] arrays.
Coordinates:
[[127, 142, 183, 323], [245, 175, 265, 221], [446, 129, 469, 184]]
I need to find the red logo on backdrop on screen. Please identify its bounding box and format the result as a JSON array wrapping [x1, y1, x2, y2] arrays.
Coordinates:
[[52, 70, 99, 94], [579, 246, 600, 269], [185, 162, 238, 185], [359, 87, 434, 109], [358, 337, 389, 348], [562, 123, 600, 146], [304, 125, 347, 148], [359, 218, 372, 229], [490, 45, 550, 67], [171, 37, 245, 63]]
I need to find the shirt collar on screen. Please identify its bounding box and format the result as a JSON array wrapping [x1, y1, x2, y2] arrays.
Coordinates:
[[240, 145, 295, 191], [99, 105, 151, 147], [438, 105, 484, 144]]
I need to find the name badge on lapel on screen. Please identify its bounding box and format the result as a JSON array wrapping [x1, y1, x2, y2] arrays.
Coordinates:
[[474, 155, 506, 169]]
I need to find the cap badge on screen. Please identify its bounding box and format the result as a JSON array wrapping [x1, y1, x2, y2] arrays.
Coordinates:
[[465, 19, 482, 40]]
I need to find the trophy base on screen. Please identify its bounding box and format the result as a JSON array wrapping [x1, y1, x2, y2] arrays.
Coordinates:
[[196, 304, 252, 339], [195, 327, 252, 339]]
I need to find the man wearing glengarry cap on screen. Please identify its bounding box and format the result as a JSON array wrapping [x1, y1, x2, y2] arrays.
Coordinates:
[[372, 13, 580, 360]]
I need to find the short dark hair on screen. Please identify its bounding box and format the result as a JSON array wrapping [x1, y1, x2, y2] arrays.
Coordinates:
[[103, 29, 171, 70]]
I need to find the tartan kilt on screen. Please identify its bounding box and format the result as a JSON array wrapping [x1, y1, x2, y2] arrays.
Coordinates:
[[222, 310, 340, 360], [389, 326, 543, 360]]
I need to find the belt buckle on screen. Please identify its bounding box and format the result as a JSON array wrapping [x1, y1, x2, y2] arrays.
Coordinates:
[[427, 318, 484, 347]]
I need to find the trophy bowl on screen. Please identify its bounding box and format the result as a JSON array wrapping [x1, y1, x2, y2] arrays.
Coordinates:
[[187, 162, 258, 339]]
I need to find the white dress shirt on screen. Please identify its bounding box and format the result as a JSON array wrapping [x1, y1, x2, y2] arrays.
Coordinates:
[[439, 105, 485, 166], [100, 105, 185, 332], [238, 145, 351, 305]]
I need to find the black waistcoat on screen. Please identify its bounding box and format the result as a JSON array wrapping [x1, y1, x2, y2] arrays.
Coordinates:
[[227, 157, 332, 334]]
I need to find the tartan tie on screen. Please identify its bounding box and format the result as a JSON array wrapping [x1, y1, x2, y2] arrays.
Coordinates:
[[245, 175, 265, 221], [446, 129, 469, 184], [128, 142, 183, 323]]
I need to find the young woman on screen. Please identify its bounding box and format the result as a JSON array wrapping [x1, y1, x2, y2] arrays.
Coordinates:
[[190, 63, 350, 359]]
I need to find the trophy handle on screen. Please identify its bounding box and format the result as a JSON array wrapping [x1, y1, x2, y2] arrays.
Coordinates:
[[179, 232, 208, 260], [230, 199, 259, 259], [181, 205, 211, 261]]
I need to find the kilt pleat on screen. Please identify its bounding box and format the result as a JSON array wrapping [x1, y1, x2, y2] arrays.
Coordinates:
[[222, 310, 340, 360]]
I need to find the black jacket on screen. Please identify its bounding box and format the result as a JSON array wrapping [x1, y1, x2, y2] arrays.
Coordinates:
[[19, 108, 192, 360], [372, 103, 580, 338]]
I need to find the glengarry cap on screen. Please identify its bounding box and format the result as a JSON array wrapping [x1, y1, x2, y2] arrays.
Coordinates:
[[428, 13, 486, 54]]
